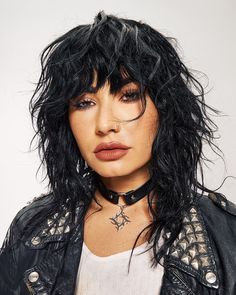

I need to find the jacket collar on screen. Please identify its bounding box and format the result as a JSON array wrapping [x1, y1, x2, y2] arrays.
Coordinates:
[[23, 198, 86, 294], [23, 193, 221, 292], [24, 198, 86, 249], [163, 202, 219, 289]]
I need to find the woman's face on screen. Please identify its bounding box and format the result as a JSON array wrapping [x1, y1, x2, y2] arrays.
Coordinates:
[[68, 74, 159, 182]]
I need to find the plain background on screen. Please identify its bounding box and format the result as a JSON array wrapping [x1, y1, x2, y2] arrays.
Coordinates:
[[0, 0, 235, 245]]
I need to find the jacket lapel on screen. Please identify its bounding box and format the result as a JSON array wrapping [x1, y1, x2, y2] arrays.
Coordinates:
[[23, 202, 86, 295], [161, 202, 220, 293]]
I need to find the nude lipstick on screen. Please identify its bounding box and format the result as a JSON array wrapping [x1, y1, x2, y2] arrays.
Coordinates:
[[94, 142, 131, 161]]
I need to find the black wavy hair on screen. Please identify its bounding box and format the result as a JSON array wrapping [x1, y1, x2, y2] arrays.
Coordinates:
[[24, 10, 229, 271]]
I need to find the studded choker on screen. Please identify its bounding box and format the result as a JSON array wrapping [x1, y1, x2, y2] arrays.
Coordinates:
[[96, 177, 155, 205]]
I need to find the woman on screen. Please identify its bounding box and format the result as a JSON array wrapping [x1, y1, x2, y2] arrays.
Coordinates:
[[0, 10, 235, 295]]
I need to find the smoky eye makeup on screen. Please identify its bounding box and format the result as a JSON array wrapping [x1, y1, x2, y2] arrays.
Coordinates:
[[69, 84, 143, 110]]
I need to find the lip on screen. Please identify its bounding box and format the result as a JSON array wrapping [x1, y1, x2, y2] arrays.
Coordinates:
[[94, 148, 130, 161], [94, 141, 130, 153]]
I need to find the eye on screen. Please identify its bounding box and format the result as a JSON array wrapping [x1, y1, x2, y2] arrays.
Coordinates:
[[70, 99, 95, 110], [121, 89, 141, 103], [69, 89, 141, 110]]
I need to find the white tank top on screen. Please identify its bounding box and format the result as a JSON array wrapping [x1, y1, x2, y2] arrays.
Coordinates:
[[74, 239, 164, 295]]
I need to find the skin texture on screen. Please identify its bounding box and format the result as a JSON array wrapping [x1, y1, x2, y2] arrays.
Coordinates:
[[68, 72, 159, 255]]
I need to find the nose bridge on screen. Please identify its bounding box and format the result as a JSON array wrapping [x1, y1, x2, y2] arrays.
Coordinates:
[[96, 92, 118, 134]]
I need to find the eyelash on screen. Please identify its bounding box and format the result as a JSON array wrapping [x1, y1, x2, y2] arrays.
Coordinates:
[[71, 89, 141, 110]]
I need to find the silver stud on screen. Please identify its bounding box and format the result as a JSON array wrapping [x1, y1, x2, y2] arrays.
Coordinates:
[[183, 216, 190, 223], [190, 207, 197, 213], [191, 215, 199, 222], [41, 229, 47, 236], [185, 225, 193, 234], [110, 195, 113, 199], [31, 236, 41, 246], [191, 259, 199, 270], [49, 227, 56, 235], [196, 233, 205, 242], [65, 211, 70, 217], [131, 195, 135, 200], [178, 231, 185, 240], [200, 256, 210, 267], [194, 224, 203, 232], [179, 239, 188, 250], [64, 225, 70, 233], [58, 217, 66, 226], [205, 271, 217, 284], [181, 254, 190, 265], [55, 226, 64, 235], [220, 200, 226, 207], [173, 238, 179, 246], [28, 271, 39, 283], [189, 246, 197, 258], [53, 213, 59, 219], [187, 234, 196, 244], [198, 244, 207, 253], [171, 249, 180, 258], [47, 219, 54, 226]]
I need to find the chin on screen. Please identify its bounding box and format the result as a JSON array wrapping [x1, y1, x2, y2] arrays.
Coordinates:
[[93, 166, 134, 178]]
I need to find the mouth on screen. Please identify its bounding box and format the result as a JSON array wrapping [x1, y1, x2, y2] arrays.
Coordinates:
[[94, 148, 130, 161], [94, 141, 130, 153]]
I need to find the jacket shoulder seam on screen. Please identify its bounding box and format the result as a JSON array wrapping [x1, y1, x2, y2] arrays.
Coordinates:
[[207, 192, 236, 216]]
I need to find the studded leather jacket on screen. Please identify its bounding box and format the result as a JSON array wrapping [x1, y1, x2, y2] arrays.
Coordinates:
[[0, 191, 236, 295]]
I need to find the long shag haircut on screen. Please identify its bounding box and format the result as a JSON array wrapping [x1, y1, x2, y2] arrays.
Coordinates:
[[15, 11, 229, 272]]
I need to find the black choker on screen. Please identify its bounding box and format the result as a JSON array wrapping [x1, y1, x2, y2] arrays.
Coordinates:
[[96, 177, 155, 205]]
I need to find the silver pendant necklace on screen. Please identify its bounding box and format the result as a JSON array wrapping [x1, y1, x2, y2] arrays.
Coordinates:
[[95, 177, 155, 231], [109, 203, 131, 231]]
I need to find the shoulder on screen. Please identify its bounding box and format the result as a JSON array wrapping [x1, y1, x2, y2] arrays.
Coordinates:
[[0, 192, 56, 252], [166, 191, 236, 290], [193, 191, 236, 246], [12, 192, 56, 232], [194, 191, 236, 220], [193, 192, 236, 292], [2, 192, 87, 252]]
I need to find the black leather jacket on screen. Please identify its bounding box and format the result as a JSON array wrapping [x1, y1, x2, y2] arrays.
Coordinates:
[[0, 191, 236, 294]]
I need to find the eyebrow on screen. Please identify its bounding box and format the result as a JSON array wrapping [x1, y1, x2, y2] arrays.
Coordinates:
[[86, 78, 139, 94]]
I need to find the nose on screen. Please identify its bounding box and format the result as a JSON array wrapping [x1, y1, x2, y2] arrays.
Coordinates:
[[95, 101, 120, 135]]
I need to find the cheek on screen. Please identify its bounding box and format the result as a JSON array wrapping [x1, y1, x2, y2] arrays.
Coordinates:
[[140, 110, 159, 143], [68, 113, 87, 147], [149, 113, 159, 139]]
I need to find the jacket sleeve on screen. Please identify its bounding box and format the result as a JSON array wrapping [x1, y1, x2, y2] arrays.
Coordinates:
[[0, 216, 19, 294], [199, 192, 236, 295], [0, 199, 37, 294], [0, 193, 55, 294]]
